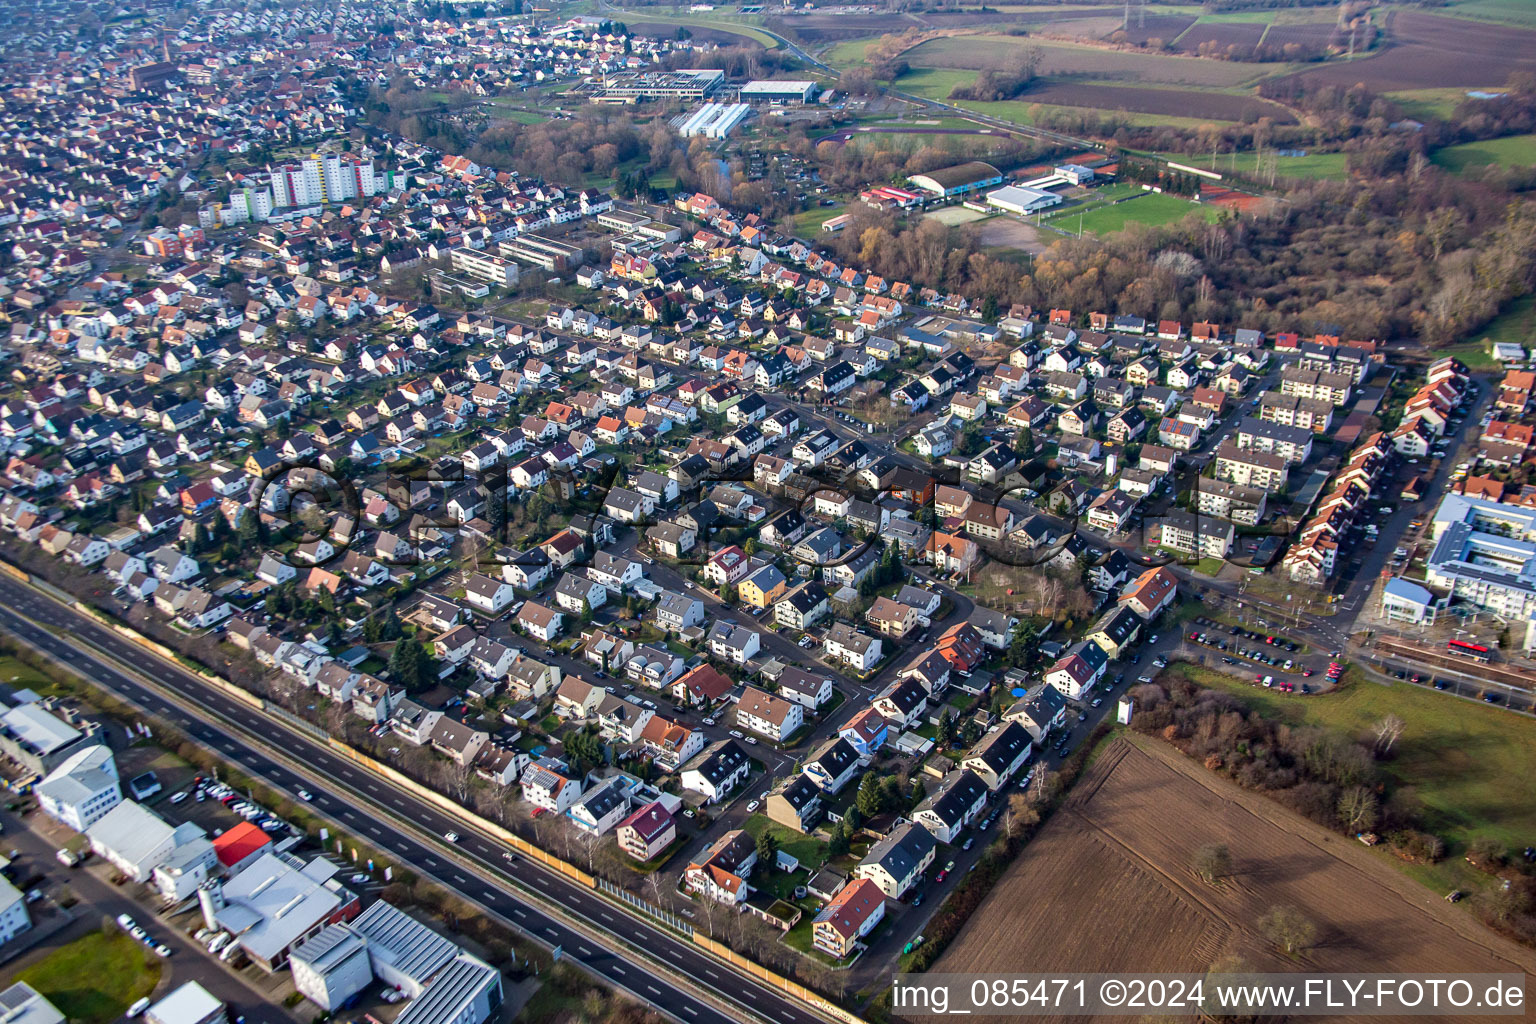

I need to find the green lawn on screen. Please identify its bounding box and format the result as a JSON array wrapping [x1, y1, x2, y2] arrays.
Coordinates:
[[743, 814, 828, 869], [486, 103, 549, 126], [1441, 0, 1536, 28], [1386, 88, 1474, 122], [12, 933, 162, 1024], [1156, 149, 1350, 182], [1431, 133, 1536, 174], [790, 204, 846, 236], [0, 655, 61, 695], [824, 37, 874, 69], [1440, 294, 1536, 369], [1049, 192, 1221, 236], [1166, 664, 1536, 857]]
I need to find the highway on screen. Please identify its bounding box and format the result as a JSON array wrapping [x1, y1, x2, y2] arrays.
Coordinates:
[[0, 576, 834, 1024]]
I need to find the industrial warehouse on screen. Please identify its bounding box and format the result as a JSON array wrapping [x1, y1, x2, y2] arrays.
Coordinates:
[[676, 102, 752, 139]]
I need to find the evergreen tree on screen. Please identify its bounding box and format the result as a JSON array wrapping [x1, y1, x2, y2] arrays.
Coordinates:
[[855, 772, 884, 817]]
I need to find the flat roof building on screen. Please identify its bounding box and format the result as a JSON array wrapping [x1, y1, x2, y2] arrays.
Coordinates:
[[0, 701, 91, 774], [498, 234, 584, 272], [986, 184, 1063, 216], [0, 984, 64, 1024], [201, 852, 359, 971], [348, 899, 457, 998], [599, 69, 723, 103], [36, 744, 121, 832], [146, 983, 225, 1024], [290, 925, 372, 1012], [449, 248, 519, 289], [391, 955, 502, 1024], [738, 80, 817, 103]]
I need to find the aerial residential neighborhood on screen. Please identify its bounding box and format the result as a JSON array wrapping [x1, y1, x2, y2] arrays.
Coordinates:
[[0, 0, 1531, 1021]]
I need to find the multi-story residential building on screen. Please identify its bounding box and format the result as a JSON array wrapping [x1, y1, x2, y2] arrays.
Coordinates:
[[1235, 416, 1313, 465], [1214, 443, 1290, 492], [521, 763, 582, 814], [1195, 478, 1268, 525], [1280, 366, 1353, 406], [735, 687, 803, 742], [812, 878, 885, 958], [856, 822, 936, 898], [616, 801, 676, 862], [1151, 510, 1235, 559], [1259, 392, 1334, 434]]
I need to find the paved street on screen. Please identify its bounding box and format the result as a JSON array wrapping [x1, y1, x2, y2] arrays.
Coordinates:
[[0, 577, 826, 1024], [0, 806, 296, 1024]]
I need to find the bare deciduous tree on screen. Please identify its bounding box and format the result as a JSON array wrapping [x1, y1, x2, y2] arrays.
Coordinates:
[[1336, 785, 1380, 832], [1371, 713, 1405, 755], [1259, 904, 1317, 954], [1193, 843, 1233, 885]]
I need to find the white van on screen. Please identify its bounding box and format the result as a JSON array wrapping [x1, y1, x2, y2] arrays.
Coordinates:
[[127, 998, 151, 1018]]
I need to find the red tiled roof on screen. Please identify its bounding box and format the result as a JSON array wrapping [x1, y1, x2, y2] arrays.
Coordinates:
[[212, 821, 271, 867]]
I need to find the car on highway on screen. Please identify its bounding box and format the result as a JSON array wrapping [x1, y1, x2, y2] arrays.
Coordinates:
[[443, 831, 459, 843], [296, 789, 312, 802]]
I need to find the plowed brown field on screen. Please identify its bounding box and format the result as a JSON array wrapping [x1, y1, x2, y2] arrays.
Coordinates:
[[933, 738, 1536, 1023], [1282, 10, 1536, 91]]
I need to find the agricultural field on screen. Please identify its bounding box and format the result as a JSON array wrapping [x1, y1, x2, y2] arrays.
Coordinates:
[[935, 738, 1536, 1002], [1431, 133, 1536, 174], [1044, 191, 1220, 236], [884, 33, 1298, 125], [1440, 0, 1536, 29], [621, 11, 776, 49], [1280, 10, 1536, 92], [902, 35, 1275, 88], [1166, 663, 1536, 881]]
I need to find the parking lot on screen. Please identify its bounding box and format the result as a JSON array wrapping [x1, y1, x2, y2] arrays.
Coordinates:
[[1178, 616, 1340, 694]]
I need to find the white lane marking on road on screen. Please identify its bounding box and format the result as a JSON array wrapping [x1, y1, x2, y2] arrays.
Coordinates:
[[512, 909, 526, 918], [704, 969, 719, 980], [612, 966, 625, 975], [683, 1008, 698, 1017], [647, 985, 661, 995], [576, 946, 593, 957]]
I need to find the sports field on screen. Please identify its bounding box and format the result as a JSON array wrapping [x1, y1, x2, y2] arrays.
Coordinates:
[[1047, 191, 1220, 235], [1158, 149, 1350, 181]]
